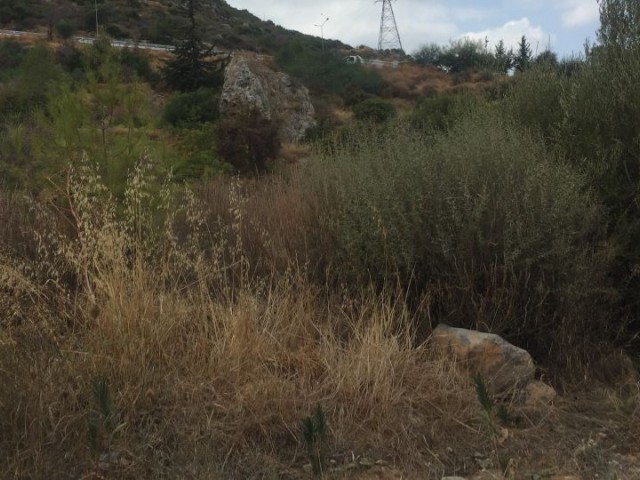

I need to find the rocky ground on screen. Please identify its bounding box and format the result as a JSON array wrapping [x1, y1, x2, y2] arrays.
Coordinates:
[[279, 391, 640, 480], [279, 327, 640, 480]]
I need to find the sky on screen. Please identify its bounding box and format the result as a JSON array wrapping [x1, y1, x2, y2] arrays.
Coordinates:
[[225, 0, 601, 57]]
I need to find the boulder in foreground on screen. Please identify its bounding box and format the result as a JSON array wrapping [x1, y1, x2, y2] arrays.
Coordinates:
[[431, 324, 535, 394]]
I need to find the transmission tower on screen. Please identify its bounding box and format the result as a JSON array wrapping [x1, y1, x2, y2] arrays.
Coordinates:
[[376, 0, 403, 52]]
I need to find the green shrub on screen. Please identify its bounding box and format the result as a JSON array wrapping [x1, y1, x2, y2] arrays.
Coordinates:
[[414, 39, 515, 74], [119, 48, 156, 83], [559, 45, 640, 214], [413, 43, 442, 66], [301, 405, 328, 476], [0, 45, 64, 118], [54, 19, 76, 39], [163, 88, 219, 127], [502, 64, 565, 140], [308, 111, 610, 362], [0, 39, 25, 71], [169, 124, 230, 180], [275, 41, 384, 99], [557, 56, 585, 77], [215, 109, 281, 174], [353, 98, 396, 123], [533, 50, 559, 69], [82, 35, 118, 79], [55, 43, 84, 75], [434, 39, 494, 73], [556, 0, 640, 329], [343, 85, 373, 107], [409, 91, 481, 132]]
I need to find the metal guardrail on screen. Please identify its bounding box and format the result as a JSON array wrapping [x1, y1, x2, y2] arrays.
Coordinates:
[[70, 36, 176, 51], [0, 29, 176, 52], [0, 29, 45, 38], [344, 55, 400, 69], [366, 59, 399, 69]]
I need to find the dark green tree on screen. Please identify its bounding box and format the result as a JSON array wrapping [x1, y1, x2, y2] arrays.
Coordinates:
[[598, 0, 640, 50], [215, 107, 281, 174], [353, 98, 396, 123], [46, 0, 74, 40], [558, 0, 640, 342], [494, 39, 513, 73], [514, 35, 532, 72], [54, 19, 76, 40], [163, 0, 225, 92], [533, 49, 559, 68], [413, 43, 442, 66], [437, 38, 493, 72]]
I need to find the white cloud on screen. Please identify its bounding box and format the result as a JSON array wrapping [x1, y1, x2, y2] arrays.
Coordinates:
[[461, 17, 553, 53], [396, 4, 462, 52], [226, 0, 596, 56], [559, 0, 599, 27]]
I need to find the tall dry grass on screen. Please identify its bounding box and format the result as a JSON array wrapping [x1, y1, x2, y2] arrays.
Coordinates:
[[0, 157, 477, 479]]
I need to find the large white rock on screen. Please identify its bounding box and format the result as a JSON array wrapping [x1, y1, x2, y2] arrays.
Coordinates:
[[431, 324, 535, 394], [219, 55, 316, 142]]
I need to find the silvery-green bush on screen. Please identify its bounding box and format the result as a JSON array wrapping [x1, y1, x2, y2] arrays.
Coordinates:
[[309, 111, 611, 361]]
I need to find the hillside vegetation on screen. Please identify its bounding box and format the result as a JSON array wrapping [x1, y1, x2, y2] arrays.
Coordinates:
[[1, 0, 640, 479], [0, 0, 347, 54]]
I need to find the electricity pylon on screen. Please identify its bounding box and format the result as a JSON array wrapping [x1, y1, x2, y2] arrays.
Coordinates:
[[376, 0, 403, 52]]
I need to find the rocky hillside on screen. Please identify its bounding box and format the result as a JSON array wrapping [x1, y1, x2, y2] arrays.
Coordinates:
[[0, 0, 349, 54]]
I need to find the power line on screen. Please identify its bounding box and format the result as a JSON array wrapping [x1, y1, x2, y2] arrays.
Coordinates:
[[376, 0, 403, 51]]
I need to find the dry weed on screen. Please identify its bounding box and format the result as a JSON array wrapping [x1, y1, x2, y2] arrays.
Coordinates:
[[0, 157, 478, 479]]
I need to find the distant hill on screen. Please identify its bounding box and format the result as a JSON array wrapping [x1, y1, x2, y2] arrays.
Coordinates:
[[0, 0, 350, 54]]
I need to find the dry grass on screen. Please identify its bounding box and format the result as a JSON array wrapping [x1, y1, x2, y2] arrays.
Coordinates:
[[0, 165, 479, 479], [195, 171, 327, 278], [1, 160, 639, 479], [376, 64, 452, 99], [0, 244, 478, 479], [331, 107, 353, 124], [375, 62, 512, 104], [279, 142, 312, 164]]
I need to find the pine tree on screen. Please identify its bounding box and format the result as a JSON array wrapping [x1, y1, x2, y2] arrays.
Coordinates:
[[514, 35, 532, 72], [494, 39, 513, 73], [163, 0, 224, 92]]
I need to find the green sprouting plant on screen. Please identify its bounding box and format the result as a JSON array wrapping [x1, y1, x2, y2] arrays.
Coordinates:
[[473, 374, 514, 427], [473, 374, 495, 425], [301, 404, 328, 476], [94, 376, 114, 428], [497, 405, 512, 426], [88, 376, 126, 457], [473, 375, 514, 475]]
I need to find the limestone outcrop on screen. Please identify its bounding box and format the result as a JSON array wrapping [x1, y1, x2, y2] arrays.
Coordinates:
[[219, 55, 316, 142]]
